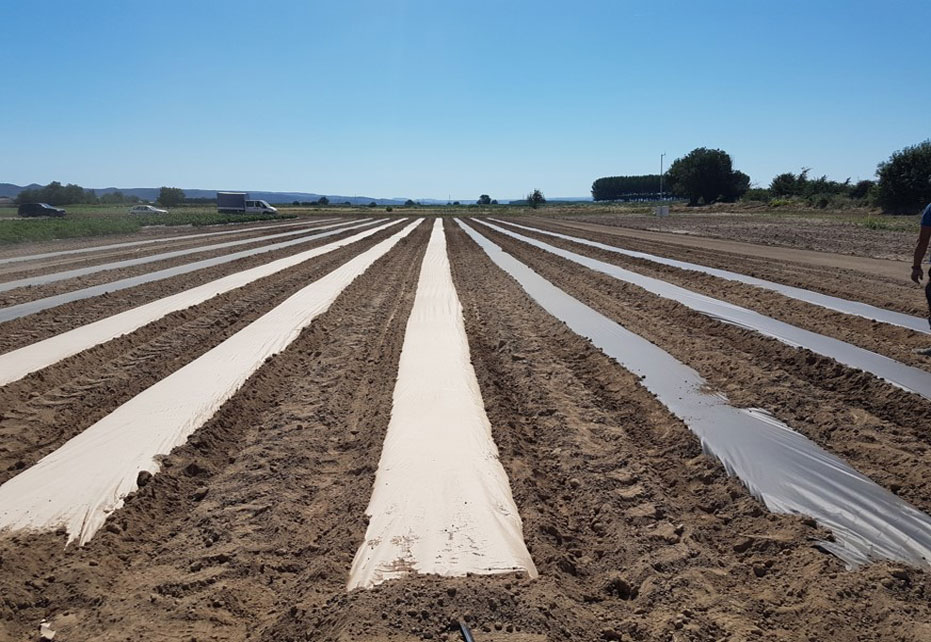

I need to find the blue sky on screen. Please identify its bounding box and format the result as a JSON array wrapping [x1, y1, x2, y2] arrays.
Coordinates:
[[2, 0, 929, 200]]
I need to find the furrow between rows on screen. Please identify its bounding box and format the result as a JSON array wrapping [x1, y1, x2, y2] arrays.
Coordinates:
[[0, 219, 375, 312], [473, 220, 931, 515], [348, 219, 536, 589], [0, 218, 431, 641], [0, 221, 390, 353], [498, 218, 929, 334], [461, 219, 931, 570], [0, 220, 422, 544], [534, 217, 925, 316], [0, 220, 399, 385], [476, 220, 931, 400]]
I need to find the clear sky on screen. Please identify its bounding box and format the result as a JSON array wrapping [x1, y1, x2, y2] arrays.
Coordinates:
[[2, 0, 929, 200]]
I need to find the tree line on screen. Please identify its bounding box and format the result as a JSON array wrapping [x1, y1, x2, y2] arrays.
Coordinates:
[[592, 139, 931, 212], [14, 182, 193, 207], [593, 149, 747, 206], [591, 175, 666, 201], [14, 182, 142, 206]]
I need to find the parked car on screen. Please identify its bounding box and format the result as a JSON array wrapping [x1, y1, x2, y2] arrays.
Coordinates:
[[129, 204, 168, 215], [18, 203, 66, 217]]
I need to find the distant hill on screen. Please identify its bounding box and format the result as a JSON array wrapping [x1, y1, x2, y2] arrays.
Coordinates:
[[0, 183, 41, 198], [93, 187, 408, 206], [0, 183, 593, 205], [0, 183, 407, 206]]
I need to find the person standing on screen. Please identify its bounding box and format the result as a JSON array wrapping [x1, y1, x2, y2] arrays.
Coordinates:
[[912, 202, 931, 329]]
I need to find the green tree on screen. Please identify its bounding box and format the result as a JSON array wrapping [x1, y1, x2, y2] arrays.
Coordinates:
[[527, 189, 546, 209], [15, 181, 97, 205], [850, 179, 874, 200], [404, 199, 416, 207], [317, 196, 330, 205], [875, 140, 931, 213], [769, 173, 798, 197], [666, 148, 749, 205], [157, 186, 185, 208], [477, 194, 492, 205], [99, 190, 132, 204], [591, 175, 664, 201]]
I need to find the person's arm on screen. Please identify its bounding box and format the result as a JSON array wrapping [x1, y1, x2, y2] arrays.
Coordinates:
[[913, 225, 931, 284]]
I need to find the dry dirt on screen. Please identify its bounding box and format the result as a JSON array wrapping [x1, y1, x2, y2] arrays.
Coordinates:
[[0, 221, 369, 309], [0, 217, 930, 641], [495, 219, 931, 369], [561, 210, 920, 261], [476, 221, 931, 517], [0, 221, 389, 354]]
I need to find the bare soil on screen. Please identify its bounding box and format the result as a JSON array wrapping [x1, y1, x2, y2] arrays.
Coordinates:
[[476, 221, 931, 517], [0, 222, 372, 308], [0, 221, 406, 482], [493, 219, 931, 370], [0, 221, 399, 354], [526, 217, 925, 314], [0, 218, 930, 641], [560, 210, 920, 261], [0, 219, 344, 282]]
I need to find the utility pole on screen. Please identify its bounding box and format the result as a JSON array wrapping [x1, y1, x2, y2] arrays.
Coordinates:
[[659, 152, 666, 201]]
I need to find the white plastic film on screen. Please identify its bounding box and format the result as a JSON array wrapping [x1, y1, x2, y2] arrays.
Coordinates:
[[0, 219, 422, 545], [0, 220, 396, 386], [475, 220, 931, 400], [493, 219, 929, 334], [0, 219, 377, 323], [0, 219, 357, 292], [348, 219, 537, 589], [460, 219, 931, 570]]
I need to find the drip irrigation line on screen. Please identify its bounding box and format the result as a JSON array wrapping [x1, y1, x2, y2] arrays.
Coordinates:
[[458, 619, 476, 642]]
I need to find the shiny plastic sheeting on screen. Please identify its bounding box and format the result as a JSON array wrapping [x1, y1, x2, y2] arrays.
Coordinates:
[[0, 219, 422, 545], [0, 219, 378, 323], [460, 219, 931, 569], [348, 220, 537, 589], [0, 220, 397, 386], [493, 219, 929, 334], [475, 220, 931, 401]]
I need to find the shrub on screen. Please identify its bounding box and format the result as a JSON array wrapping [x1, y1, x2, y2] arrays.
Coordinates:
[[875, 140, 931, 213], [527, 189, 546, 209], [742, 188, 771, 202]]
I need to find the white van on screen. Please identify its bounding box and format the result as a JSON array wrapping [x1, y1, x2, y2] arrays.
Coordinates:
[[245, 200, 277, 214]]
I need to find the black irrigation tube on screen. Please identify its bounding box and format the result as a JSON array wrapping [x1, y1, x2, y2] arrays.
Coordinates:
[[458, 619, 476, 642]]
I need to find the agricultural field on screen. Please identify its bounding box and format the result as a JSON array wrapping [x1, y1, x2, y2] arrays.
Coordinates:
[[0, 204, 301, 246], [540, 204, 924, 261], [0, 213, 930, 642]]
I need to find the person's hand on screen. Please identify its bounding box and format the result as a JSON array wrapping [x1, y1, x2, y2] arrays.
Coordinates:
[[913, 265, 925, 284]]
